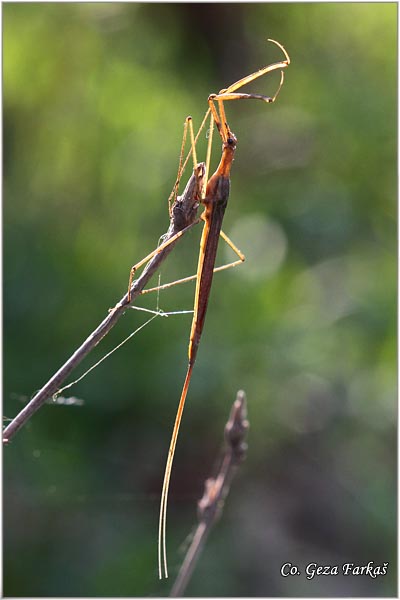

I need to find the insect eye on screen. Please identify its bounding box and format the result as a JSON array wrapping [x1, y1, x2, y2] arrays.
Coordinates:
[[227, 137, 234, 145]]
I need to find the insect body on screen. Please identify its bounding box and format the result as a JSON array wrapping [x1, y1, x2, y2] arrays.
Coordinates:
[[158, 40, 290, 579]]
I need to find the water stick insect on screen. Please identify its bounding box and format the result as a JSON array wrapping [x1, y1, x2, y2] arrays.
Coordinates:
[[126, 39, 290, 579]]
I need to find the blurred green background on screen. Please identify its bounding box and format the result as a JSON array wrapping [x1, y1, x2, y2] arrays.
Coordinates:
[[4, 3, 396, 597]]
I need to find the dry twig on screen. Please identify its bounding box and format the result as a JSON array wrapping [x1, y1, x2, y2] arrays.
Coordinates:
[[3, 166, 205, 443], [170, 389, 249, 597]]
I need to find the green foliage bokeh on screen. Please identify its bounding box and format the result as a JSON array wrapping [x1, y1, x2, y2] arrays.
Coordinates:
[[4, 3, 396, 597]]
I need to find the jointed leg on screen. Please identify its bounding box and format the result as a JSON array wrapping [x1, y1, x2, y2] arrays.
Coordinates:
[[219, 39, 289, 96], [140, 226, 245, 296], [168, 117, 190, 215], [215, 69, 285, 103], [204, 112, 215, 195], [127, 217, 201, 302], [176, 108, 212, 194], [208, 39, 290, 143]]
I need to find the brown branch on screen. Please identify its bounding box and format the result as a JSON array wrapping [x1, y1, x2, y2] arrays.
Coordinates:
[[170, 389, 249, 597], [3, 164, 205, 444]]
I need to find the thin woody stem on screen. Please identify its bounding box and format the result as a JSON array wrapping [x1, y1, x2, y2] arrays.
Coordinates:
[[3, 168, 204, 444], [170, 390, 249, 597]]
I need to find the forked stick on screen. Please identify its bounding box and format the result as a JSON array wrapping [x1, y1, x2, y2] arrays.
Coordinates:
[[170, 390, 249, 597]]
